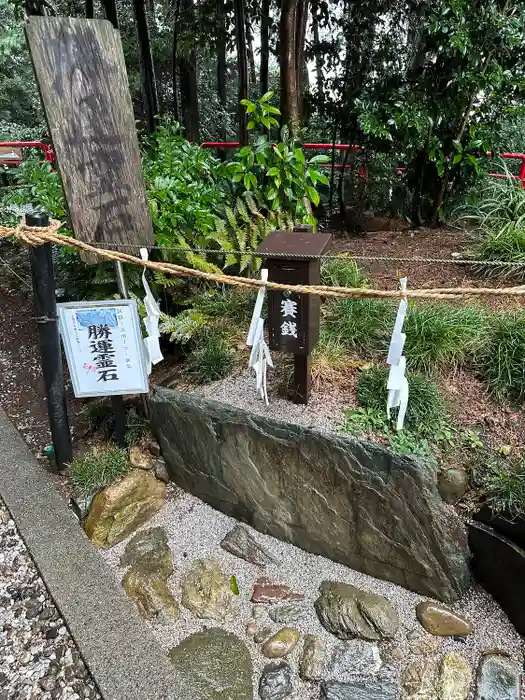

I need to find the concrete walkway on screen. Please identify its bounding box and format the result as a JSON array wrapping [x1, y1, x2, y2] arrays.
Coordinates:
[[0, 408, 182, 700]]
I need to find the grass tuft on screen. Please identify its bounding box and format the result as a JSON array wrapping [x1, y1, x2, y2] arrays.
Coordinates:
[[322, 298, 393, 355], [475, 457, 525, 518], [321, 257, 367, 288], [404, 303, 488, 374], [476, 311, 525, 401], [356, 364, 447, 435], [185, 326, 236, 383], [69, 447, 129, 499]]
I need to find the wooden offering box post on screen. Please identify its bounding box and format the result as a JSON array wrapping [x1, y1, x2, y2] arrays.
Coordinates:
[[256, 229, 332, 404]]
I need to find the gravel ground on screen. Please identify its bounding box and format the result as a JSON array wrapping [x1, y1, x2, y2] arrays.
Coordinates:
[[102, 488, 524, 700], [190, 368, 353, 435], [0, 499, 101, 700]]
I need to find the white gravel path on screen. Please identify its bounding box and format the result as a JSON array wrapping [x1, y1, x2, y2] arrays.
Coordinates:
[[101, 487, 524, 700], [0, 500, 101, 700]]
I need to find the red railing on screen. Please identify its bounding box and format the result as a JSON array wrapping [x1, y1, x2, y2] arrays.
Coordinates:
[[2, 140, 524, 187], [0, 141, 55, 166]]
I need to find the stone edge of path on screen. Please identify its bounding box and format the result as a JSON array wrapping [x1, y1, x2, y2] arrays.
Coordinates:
[[0, 408, 182, 700]]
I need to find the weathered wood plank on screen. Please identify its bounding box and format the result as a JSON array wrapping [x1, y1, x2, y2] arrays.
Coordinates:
[[26, 17, 153, 250]]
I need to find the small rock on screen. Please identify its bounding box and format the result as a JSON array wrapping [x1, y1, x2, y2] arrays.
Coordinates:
[[410, 635, 441, 655], [119, 527, 172, 574], [299, 634, 325, 681], [147, 439, 161, 456], [315, 581, 399, 641], [325, 640, 382, 680], [19, 651, 31, 665], [246, 620, 258, 637], [84, 470, 166, 548], [46, 626, 59, 640], [401, 659, 439, 699], [438, 468, 469, 504], [258, 662, 293, 700], [254, 627, 273, 644], [129, 445, 153, 470], [252, 577, 304, 604], [169, 628, 252, 700], [252, 606, 267, 622], [25, 603, 42, 619], [416, 602, 473, 637], [221, 525, 278, 567], [268, 604, 306, 624], [321, 680, 397, 700], [122, 568, 180, 624], [261, 628, 300, 658], [154, 459, 170, 484], [440, 653, 471, 700], [39, 677, 55, 692], [181, 559, 236, 621], [474, 653, 521, 700], [384, 645, 405, 662]]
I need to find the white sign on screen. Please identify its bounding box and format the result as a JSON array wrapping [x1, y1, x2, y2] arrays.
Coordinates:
[[58, 300, 149, 398]]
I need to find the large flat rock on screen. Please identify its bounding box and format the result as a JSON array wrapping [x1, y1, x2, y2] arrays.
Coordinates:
[[149, 388, 470, 602]]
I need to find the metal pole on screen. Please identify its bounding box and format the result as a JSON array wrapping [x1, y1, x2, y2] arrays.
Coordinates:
[[112, 260, 128, 448], [27, 212, 73, 472]]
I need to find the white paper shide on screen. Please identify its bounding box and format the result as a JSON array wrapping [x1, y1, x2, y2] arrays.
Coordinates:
[[247, 269, 274, 405], [386, 277, 409, 430], [58, 300, 149, 397]]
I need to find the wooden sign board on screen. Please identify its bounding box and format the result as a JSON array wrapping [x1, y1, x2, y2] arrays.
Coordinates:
[[26, 17, 153, 251]]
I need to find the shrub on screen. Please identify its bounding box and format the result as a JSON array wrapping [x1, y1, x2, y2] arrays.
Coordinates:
[[185, 327, 236, 383], [476, 457, 525, 518], [321, 257, 367, 288], [404, 303, 488, 374], [356, 365, 447, 435], [476, 311, 525, 401], [69, 447, 128, 499]]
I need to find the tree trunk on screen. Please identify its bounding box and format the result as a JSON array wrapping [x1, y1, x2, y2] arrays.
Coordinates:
[[179, 0, 200, 142], [280, 0, 300, 130], [234, 0, 249, 145], [246, 18, 257, 91], [85, 0, 94, 18], [132, 0, 159, 135], [172, 0, 181, 121], [101, 0, 119, 28], [260, 0, 270, 95], [217, 0, 227, 138], [295, 0, 309, 119], [312, 10, 323, 110]]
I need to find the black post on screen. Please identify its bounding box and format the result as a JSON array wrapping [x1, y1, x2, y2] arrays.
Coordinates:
[[27, 212, 73, 472], [111, 395, 127, 448]]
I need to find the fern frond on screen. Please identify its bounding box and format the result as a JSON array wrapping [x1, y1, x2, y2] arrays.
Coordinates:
[[159, 310, 211, 344]]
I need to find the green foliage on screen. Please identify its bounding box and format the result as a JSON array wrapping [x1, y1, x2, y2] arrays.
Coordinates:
[[403, 304, 488, 374], [457, 171, 525, 281], [159, 309, 211, 344], [476, 312, 525, 401], [185, 326, 236, 383], [192, 286, 257, 322], [323, 298, 393, 355], [356, 365, 447, 436], [321, 257, 367, 288], [475, 457, 525, 518], [69, 447, 129, 500], [228, 94, 329, 227], [1, 159, 67, 223]]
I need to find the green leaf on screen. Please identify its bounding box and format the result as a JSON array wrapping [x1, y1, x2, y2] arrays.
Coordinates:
[[261, 117, 272, 129], [245, 103, 257, 113], [244, 174, 252, 190], [260, 91, 274, 103], [309, 154, 331, 164], [232, 173, 243, 182], [247, 120, 255, 130], [307, 167, 318, 184], [306, 186, 320, 207], [453, 154, 462, 165], [230, 575, 239, 595], [294, 148, 305, 163], [249, 173, 257, 188], [317, 173, 329, 185], [239, 146, 252, 157], [266, 188, 278, 200], [265, 105, 281, 115]]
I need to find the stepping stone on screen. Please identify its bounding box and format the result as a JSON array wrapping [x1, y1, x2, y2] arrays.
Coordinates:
[[268, 603, 306, 624], [401, 659, 439, 699], [169, 628, 252, 700], [261, 628, 300, 658], [315, 581, 399, 641], [440, 653, 471, 700], [416, 602, 473, 637], [181, 559, 237, 621], [258, 662, 293, 700], [324, 640, 382, 681], [299, 634, 325, 681], [221, 525, 278, 567], [474, 654, 521, 700], [252, 577, 304, 603]]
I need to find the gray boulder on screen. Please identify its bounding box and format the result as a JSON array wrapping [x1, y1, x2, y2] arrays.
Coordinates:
[[149, 387, 471, 602]]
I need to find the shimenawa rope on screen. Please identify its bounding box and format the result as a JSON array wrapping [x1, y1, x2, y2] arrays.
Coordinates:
[[2, 219, 525, 301]]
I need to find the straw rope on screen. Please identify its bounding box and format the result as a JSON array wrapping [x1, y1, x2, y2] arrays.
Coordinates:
[[2, 219, 525, 301]]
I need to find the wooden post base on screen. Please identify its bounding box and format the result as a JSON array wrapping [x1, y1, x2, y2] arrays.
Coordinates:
[[292, 354, 311, 404]]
